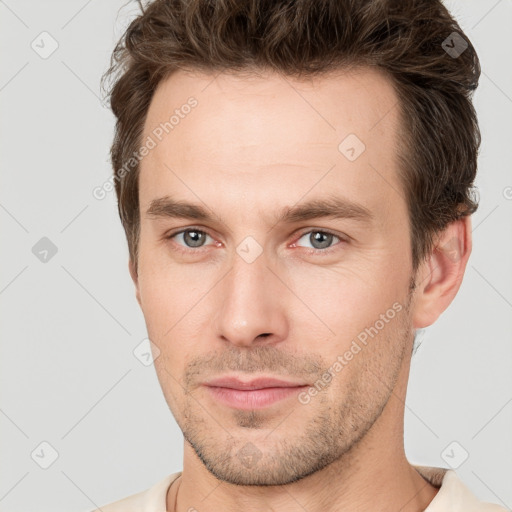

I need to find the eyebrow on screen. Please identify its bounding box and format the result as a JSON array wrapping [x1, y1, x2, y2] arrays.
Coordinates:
[[145, 195, 374, 226]]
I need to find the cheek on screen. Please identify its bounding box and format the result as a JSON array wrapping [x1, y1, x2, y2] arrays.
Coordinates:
[[137, 247, 204, 329], [287, 260, 408, 348], [137, 254, 211, 373]]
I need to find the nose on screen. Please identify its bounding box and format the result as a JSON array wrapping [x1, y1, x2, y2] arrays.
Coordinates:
[[212, 250, 289, 348]]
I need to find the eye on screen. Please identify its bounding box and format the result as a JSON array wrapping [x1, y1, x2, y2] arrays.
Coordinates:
[[166, 227, 345, 255], [168, 228, 214, 250], [293, 229, 344, 252]]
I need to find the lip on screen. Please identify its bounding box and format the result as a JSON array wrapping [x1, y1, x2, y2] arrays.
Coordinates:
[[203, 376, 309, 410], [204, 376, 308, 390]]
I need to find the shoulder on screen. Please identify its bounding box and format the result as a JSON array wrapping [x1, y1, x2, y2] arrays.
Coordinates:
[[439, 470, 509, 512], [87, 472, 181, 512], [414, 466, 509, 512]]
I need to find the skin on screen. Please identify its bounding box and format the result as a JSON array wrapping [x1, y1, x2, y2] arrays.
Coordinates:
[[129, 67, 472, 512]]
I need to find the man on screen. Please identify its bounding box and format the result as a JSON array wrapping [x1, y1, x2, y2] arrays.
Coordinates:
[[94, 0, 507, 510]]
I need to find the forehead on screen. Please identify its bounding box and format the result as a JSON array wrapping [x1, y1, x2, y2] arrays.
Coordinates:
[[143, 66, 399, 150], [139, 67, 403, 222]]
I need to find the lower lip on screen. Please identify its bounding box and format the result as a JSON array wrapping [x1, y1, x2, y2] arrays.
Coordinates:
[[205, 385, 309, 410]]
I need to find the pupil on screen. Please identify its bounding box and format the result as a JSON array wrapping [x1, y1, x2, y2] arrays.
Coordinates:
[[185, 230, 204, 247], [311, 231, 332, 249]]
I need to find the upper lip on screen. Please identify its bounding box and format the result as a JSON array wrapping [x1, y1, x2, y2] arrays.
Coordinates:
[[203, 376, 309, 390]]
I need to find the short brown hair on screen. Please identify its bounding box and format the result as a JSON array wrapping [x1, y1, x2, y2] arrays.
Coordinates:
[[102, 0, 480, 273]]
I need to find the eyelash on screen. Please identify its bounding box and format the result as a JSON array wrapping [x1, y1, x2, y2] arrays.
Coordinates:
[[165, 227, 346, 256]]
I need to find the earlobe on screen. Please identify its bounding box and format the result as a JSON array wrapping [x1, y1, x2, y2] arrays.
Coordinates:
[[412, 217, 472, 329], [128, 258, 142, 307]]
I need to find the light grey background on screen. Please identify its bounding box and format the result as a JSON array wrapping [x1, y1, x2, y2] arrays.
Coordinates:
[[1, 1, 511, 511]]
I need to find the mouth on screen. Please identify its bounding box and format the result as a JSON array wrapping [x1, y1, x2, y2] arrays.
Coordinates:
[[202, 376, 310, 410]]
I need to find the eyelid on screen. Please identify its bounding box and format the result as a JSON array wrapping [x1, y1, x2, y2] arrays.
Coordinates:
[[290, 228, 347, 254], [165, 226, 348, 253], [165, 226, 217, 252]]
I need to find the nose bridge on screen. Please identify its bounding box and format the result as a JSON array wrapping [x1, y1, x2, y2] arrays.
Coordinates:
[[212, 248, 288, 347]]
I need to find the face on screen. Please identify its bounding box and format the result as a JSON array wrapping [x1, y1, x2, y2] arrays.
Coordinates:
[[133, 67, 418, 485]]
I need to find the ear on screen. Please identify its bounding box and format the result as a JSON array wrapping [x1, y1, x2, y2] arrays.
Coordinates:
[[128, 258, 142, 307], [412, 216, 472, 329]]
